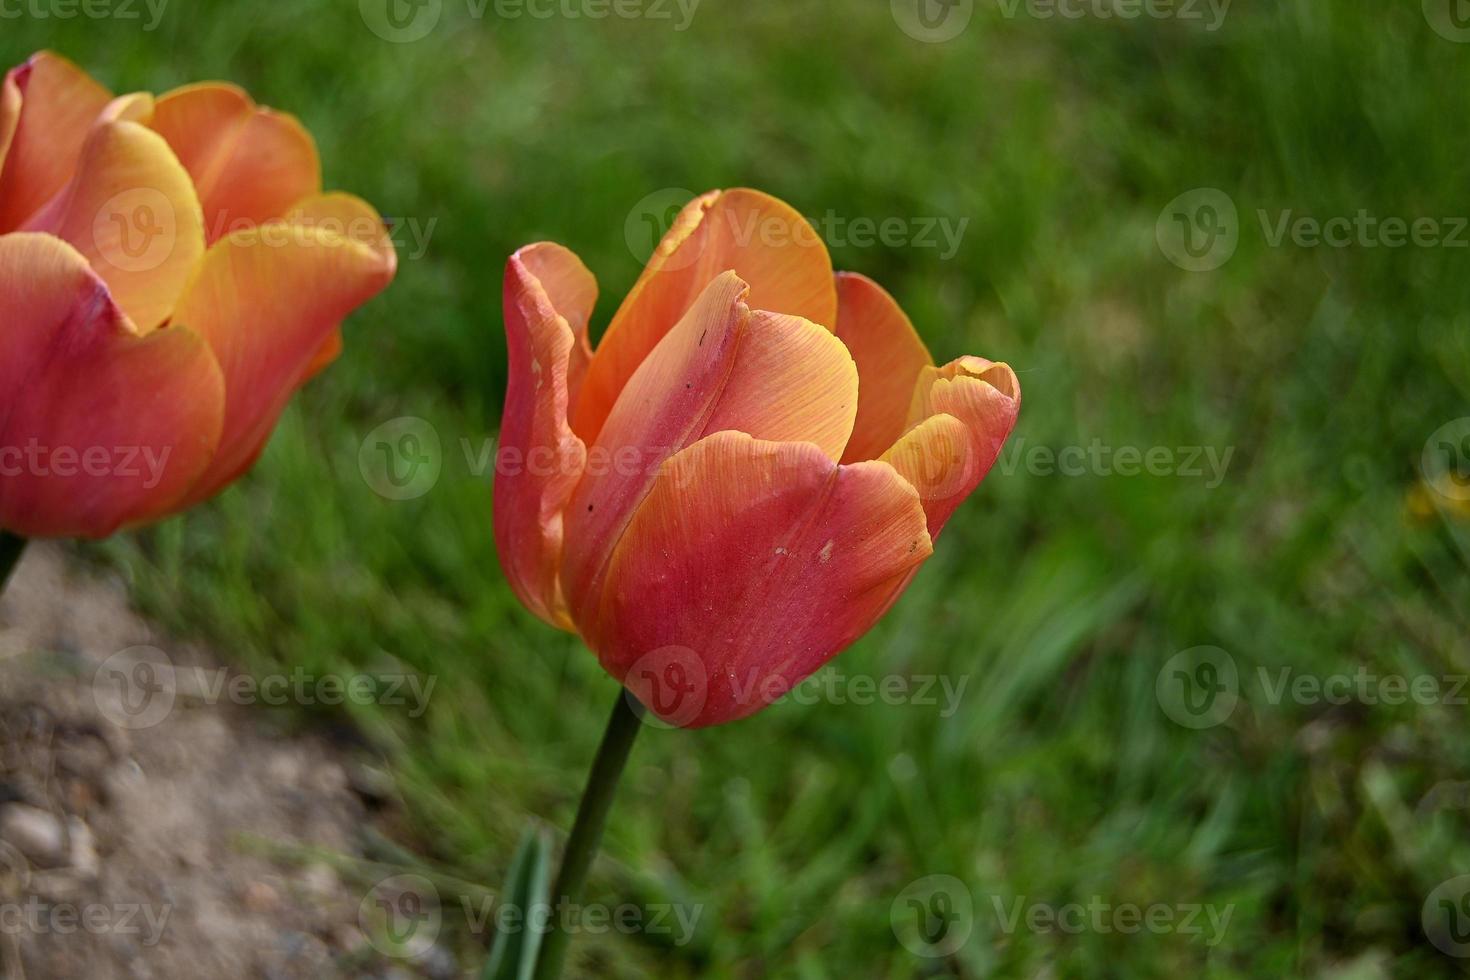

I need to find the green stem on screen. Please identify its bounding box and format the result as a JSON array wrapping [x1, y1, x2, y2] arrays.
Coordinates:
[[0, 531, 26, 597], [534, 691, 642, 980]]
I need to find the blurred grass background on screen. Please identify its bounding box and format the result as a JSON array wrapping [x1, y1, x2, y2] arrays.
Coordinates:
[[7, 0, 1470, 975]]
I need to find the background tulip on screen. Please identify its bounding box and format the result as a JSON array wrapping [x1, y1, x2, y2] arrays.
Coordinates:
[[495, 188, 1020, 728], [0, 51, 396, 542]]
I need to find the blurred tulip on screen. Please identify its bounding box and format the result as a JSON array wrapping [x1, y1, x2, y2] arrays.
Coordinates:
[[0, 51, 396, 539], [495, 188, 1020, 727]]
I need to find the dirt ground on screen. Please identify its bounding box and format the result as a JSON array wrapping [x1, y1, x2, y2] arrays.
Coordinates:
[[0, 545, 456, 980]]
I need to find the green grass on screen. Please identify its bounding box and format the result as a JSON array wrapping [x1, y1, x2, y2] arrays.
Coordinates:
[[8, 1, 1470, 975]]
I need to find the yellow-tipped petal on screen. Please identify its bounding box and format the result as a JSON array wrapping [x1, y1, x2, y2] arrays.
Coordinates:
[[170, 208, 395, 506], [573, 188, 838, 441], [884, 358, 1020, 538], [22, 119, 206, 331], [834, 271, 933, 463]]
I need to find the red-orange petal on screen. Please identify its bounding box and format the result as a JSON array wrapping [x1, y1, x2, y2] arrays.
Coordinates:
[[149, 82, 321, 243], [883, 357, 1020, 539], [834, 271, 933, 463], [0, 52, 112, 233], [22, 118, 206, 331], [493, 242, 598, 630], [169, 205, 396, 507], [593, 431, 932, 727], [0, 233, 224, 538], [572, 188, 838, 442], [560, 272, 858, 635]]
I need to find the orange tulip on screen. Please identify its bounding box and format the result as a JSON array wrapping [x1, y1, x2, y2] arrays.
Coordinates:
[[494, 188, 1020, 727], [0, 52, 396, 539]]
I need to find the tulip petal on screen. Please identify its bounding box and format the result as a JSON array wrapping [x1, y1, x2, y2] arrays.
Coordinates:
[[493, 242, 598, 629], [833, 271, 933, 463], [0, 71, 21, 175], [0, 233, 224, 538], [560, 272, 859, 630], [281, 193, 401, 381], [22, 118, 206, 331], [169, 207, 396, 506], [149, 82, 321, 242], [883, 358, 1020, 538], [592, 430, 932, 727], [573, 188, 838, 441], [0, 52, 112, 233]]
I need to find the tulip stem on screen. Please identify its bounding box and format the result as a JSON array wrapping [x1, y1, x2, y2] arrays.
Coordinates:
[[534, 690, 642, 980], [0, 531, 26, 597]]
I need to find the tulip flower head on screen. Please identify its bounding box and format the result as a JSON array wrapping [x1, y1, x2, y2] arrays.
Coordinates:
[[0, 52, 396, 539], [495, 189, 1020, 727]]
